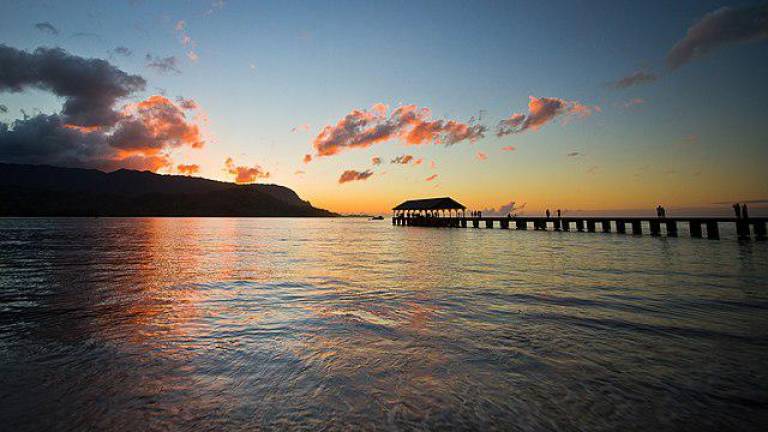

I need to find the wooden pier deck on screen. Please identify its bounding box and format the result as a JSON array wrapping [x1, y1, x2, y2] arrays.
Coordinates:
[[392, 215, 767, 240]]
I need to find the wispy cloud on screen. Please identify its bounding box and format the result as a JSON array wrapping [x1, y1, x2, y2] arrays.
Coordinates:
[[391, 154, 414, 165], [622, 98, 646, 109], [610, 70, 657, 89], [496, 96, 597, 137], [338, 169, 373, 184], [145, 54, 181, 74], [476, 151, 487, 160], [501, 145, 515, 151], [425, 174, 438, 182], [371, 156, 381, 165], [113, 46, 132, 57], [667, 4, 768, 69], [34, 22, 59, 35], [303, 154, 312, 163]]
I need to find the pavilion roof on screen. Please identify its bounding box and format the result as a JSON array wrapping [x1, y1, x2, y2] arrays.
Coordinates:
[[392, 197, 466, 211]]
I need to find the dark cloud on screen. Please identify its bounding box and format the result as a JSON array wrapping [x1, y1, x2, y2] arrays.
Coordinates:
[[34, 22, 59, 35], [145, 54, 181, 74], [0, 45, 205, 172], [668, 4, 768, 69], [611, 70, 657, 89], [0, 44, 146, 127], [338, 169, 373, 184], [566, 151, 581, 157], [113, 46, 132, 57], [0, 104, 7, 113]]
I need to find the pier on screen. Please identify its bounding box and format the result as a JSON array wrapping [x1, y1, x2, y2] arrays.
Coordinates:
[[392, 197, 767, 240]]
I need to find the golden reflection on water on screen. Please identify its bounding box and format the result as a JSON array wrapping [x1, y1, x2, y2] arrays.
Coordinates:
[[1, 217, 767, 430]]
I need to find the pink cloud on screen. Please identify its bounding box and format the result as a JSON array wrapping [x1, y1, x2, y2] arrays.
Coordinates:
[[338, 169, 373, 184], [502, 145, 516, 151], [371, 156, 381, 165], [225, 157, 270, 183], [312, 103, 486, 157], [425, 174, 438, 182], [303, 154, 312, 163], [476, 151, 487, 161], [496, 96, 597, 136]]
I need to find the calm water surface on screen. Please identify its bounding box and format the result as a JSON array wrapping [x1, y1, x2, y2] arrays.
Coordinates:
[[1, 217, 767, 431]]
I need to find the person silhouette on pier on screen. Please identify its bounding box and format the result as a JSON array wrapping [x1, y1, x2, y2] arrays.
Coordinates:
[[742, 203, 749, 220], [656, 205, 662, 217], [557, 209, 561, 218], [733, 203, 741, 219], [546, 209, 551, 219]]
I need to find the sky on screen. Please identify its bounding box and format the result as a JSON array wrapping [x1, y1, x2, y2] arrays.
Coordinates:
[[1, 0, 767, 214]]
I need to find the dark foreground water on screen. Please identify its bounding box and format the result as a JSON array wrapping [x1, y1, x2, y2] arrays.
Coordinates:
[[1, 218, 767, 431]]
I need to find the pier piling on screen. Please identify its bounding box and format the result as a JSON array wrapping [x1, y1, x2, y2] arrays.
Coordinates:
[[706, 221, 720, 240]]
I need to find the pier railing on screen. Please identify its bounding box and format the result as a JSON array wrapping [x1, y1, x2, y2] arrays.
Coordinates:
[[391, 215, 766, 240]]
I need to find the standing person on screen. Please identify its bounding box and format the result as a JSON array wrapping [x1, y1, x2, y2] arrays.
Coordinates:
[[733, 203, 741, 219], [546, 209, 551, 219], [656, 205, 662, 217], [742, 203, 749, 219], [557, 209, 561, 218], [661, 206, 666, 218]]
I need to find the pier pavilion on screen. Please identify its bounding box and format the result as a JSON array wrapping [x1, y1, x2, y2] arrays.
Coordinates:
[[392, 197, 767, 240]]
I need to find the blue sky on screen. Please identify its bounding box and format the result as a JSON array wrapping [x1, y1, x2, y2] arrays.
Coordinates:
[[1, 0, 767, 213]]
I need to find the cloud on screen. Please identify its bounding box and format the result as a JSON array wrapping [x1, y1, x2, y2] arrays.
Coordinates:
[[113, 46, 132, 57], [0, 45, 207, 172], [414, 158, 423, 165], [145, 54, 181, 74], [371, 156, 381, 165], [429, 160, 436, 169], [303, 153, 312, 163], [481, 200, 526, 216], [294, 170, 305, 175], [338, 169, 373, 184], [587, 165, 599, 174], [313, 103, 486, 157], [496, 96, 597, 137], [611, 70, 657, 89], [566, 151, 581, 157], [34, 22, 59, 35], [501, 145, 516, 151], [0, 44, 146, 127], [667, 4, 768, 69], [225, 157, 269, 183], [425, 174, 438, 182], [175, 96, 198, 110], [476, 151, 487, 160], [0, 105, 7, 113], [622, 98, 646, 109], [391, 154, 414, 164], [291, 123, 310, 132], [187, 51, 199, 62], [177, 163, 200, 175]]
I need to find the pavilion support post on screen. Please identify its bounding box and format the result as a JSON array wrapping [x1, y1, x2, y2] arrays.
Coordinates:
[[631, 220, 642, 235], [554, 219, 561, 231], [587, 220, 596, 232], [753, 221, 766, 240], [602, 220, 611, 233], [706, 221, 720, 240], [666, 221, 678, 237], [576, 220, 584, 232], [690, 221, 702, 238], [500, 219, 509, 229], [562, 220, 570, 232], [616, 220, 626, 234], [516, 220, 527, 230], [737, 220, 750, 239], [472, 219, 479, 228], [650, 220, 661, 236], [486, 219, 494, 229]]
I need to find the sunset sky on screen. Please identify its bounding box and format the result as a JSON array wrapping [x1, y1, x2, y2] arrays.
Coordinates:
[[1, 0, 767, 214]]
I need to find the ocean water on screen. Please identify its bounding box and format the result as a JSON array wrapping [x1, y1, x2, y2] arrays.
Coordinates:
[[1, 217, 767, 431]]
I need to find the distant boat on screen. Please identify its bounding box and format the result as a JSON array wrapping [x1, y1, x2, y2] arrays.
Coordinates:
[[370, 216, 384, 220]]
